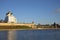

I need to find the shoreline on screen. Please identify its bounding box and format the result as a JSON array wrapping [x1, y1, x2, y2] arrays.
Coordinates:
[[0, 28, 60, 31]]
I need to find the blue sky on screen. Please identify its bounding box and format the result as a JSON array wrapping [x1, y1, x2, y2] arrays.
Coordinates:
[[0, 0, 60, 24]]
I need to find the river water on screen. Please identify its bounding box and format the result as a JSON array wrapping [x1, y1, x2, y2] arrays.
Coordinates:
[[0, 29, 60, 40]]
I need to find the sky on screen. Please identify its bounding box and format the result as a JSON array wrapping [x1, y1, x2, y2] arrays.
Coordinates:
[[0, 0, 60, 24]]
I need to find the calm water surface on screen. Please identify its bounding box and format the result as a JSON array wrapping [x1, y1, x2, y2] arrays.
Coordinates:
[[0, 29, 60, 40]]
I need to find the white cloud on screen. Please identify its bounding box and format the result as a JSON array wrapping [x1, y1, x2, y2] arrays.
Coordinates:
[[55, 8, 60, 13], [56, 8, 60, 12]]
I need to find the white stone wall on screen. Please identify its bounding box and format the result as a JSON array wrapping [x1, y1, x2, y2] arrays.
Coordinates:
[[8, 15, 17, 23]]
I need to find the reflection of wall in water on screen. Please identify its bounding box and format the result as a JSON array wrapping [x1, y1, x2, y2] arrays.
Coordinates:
[[8, 30, 17, 40]]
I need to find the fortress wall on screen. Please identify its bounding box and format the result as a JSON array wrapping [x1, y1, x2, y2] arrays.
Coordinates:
[[0, 23, 35, 28]]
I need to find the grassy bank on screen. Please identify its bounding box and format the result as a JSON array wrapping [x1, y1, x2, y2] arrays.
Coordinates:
[[0, 26, 32, 29]]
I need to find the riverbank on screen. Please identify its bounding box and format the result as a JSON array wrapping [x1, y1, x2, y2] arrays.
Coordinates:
[[0, 28, 60, 31]]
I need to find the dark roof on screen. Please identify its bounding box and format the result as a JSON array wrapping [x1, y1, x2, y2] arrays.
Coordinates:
[[6, 11, 13, 15]]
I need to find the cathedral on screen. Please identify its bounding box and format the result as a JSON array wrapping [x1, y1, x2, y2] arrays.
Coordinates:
[[4, 11, 17, 23], [0, 11, 35, 29]]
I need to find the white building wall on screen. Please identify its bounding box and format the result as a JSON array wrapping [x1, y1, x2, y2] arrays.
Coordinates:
[[8, 15, 17, 23]]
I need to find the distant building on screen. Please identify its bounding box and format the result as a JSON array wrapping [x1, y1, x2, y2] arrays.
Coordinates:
[[0, 19, 4, 23], [4, 11, 17, 23]]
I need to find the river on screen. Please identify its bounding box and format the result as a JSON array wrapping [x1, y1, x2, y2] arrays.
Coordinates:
[[0, 29, 60, 40]]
